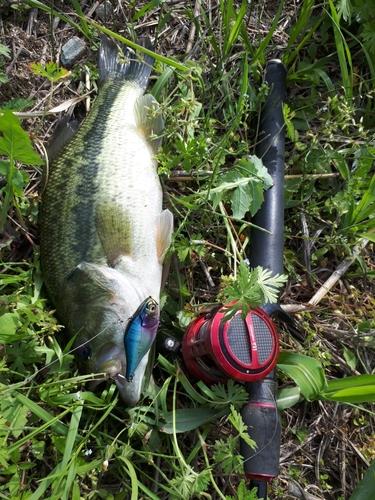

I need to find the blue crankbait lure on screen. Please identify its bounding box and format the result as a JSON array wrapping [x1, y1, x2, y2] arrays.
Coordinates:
[[124, 296, 159, 381]]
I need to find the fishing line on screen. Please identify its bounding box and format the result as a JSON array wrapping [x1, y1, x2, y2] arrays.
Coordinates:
[[11, 319, 124, 388]]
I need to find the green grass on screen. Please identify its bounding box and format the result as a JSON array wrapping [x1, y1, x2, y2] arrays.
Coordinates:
[[1, 0, 375, 498]]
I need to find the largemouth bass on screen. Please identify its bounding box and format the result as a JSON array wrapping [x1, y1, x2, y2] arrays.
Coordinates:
[[40, 36, 173, 406]]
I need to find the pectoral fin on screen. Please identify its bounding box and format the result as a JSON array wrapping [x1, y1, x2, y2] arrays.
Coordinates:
[[156, 209, 173, 264], [95, 204, 133, 268], [134, 94, 164, 155]]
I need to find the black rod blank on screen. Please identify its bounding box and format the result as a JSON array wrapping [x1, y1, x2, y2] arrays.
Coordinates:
[[241, 59, 287, 499]]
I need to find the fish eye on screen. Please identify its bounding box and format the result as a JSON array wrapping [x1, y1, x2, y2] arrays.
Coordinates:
[[78, 345, 91, 361]]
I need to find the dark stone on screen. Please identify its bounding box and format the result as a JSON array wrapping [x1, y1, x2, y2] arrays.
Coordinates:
[[60, 36, 86, 69]]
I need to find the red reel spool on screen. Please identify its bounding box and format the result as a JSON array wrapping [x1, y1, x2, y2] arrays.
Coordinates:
[[182, 302, 279, 385]]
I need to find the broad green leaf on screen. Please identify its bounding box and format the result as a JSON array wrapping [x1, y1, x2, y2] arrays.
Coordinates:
[[358, 233, 375, 243], [0, 43, 11, 58], [324, 386, 375, 403], [238, 156, 273, 189], [231, 183, 252, 219], [324, 374, 375, 393], [8, 472, 20, 498], [246, 180, 265, 216], [276, 386, 303, 410], [349, 458, 375, 500], [322, 375, 375, 403], [0, 312, 21, 340], [343, 345, 357, 370], [0, 159, 10, 174], [1, 98, 35, 111], [0, 110, 44, 165], [160, 408, 223, 433], [1, 396, 29, 438], [277, 351, 327, 401], [31, 439, 46, 461]]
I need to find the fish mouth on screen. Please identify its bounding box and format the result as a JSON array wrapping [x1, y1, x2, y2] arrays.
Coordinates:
[[90, 342, 147, 406]]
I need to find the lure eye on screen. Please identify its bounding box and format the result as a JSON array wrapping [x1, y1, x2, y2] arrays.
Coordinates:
[[146, 299, 158, 315], [78, 345, 90, 361]]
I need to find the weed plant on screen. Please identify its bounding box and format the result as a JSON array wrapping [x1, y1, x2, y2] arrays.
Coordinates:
[[0, 0, 375, 499]]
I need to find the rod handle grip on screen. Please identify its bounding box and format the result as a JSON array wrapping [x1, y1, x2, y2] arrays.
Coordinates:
[[240, 374, 281, 481]]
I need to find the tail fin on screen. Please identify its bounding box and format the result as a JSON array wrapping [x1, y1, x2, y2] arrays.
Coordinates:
[[98, 36, 154, 90]]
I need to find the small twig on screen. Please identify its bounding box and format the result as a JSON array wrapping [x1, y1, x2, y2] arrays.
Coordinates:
[[26, 7, 38, 37], [186, 0, 201, 53], [300, 213, 314, 289], [287, 479, 324, 500], [197, 258, 215, 289], [308, 237, 370, 306], [190, 239, 234, 258], [5, 46, 24, 76], [285, 173, 339, 179], [165, 170, 340, 182], [218, 202, 239, 276], [14, 92, 92, 119], [280, 303, 317, 314]]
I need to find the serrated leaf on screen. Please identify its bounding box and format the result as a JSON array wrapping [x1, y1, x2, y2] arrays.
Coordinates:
[[30, 61, 69, 82], [0, 110, 44, 165], [238, 155, 273, 189]]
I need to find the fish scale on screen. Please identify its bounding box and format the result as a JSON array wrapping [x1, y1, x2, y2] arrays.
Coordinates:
[[40, 36, 173, 406]]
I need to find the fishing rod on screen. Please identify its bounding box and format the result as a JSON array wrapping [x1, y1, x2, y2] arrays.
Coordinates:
[[179, 60, 287, 499], [241, 59, 287, 499], [161, 59, 287, 499]]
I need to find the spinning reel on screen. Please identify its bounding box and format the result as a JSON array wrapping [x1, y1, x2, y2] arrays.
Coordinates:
[[181, 302, 279, 385]]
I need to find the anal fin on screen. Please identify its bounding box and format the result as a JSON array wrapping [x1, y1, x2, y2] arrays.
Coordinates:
[[47, 114, 80, 163]]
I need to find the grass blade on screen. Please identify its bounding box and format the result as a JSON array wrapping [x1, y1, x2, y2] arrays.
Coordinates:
[[13, 392, 69, 436], [70, 0, 90, 38], [327, 0, 353, 98]]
